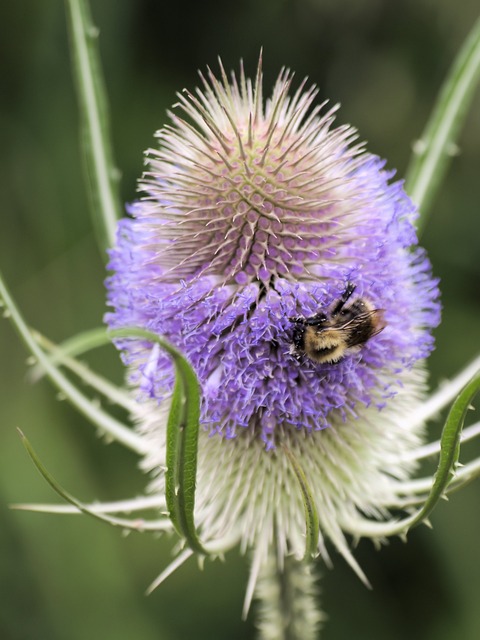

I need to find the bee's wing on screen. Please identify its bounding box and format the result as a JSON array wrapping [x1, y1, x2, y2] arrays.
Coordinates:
[[339, 309, 386, 348]]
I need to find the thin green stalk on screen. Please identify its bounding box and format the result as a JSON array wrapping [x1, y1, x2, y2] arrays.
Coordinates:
[[65, 0, 122, 254], [0, 272, 146, 455], [340, 370, 480, 539], [255, 551, 323, 640], [283, 446, 319, 560], [17, 429, 170, 532], [31, 329, 138, 414], [405, 16, 480, 232]]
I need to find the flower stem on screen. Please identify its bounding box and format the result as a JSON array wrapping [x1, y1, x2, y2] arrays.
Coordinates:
[[405, 15, 480, 233], [64, 0, 122, 255], [255, 551, 323, 640]]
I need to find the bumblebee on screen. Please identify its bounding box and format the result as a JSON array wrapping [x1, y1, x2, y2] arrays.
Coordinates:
[[289, 283, 386, 364]]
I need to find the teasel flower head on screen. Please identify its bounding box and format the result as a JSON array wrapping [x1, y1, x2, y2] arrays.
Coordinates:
[[105, 56, 441, 608]]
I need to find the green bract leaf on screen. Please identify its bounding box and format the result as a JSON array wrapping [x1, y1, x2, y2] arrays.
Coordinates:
[[65, 0, 122, 253], [0, 272, 146, 455], [405, 16, 480, 232], [417, 370, 480, 524], [17, 429, 169, 532], [109, 328, 207, 555], [34, 326, 112, 362], [340, 369, 480, 539], [283, 446, 319, 559], [12, 495, 166, 516], [31, 329, 137, 414]]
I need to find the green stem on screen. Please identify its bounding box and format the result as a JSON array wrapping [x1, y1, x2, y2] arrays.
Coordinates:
[[283, 446, 319, 560], [0, 272, 146, 454], [65, 0, 122, 254], [255, 550, 323, 640], [405, 16, 480, 232]]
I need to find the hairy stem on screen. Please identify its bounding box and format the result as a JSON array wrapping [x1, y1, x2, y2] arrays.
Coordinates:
[[255, 550, 323, 640]]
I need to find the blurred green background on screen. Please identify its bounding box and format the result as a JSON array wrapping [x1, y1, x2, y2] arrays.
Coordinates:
[[1, 1, 480, 639]]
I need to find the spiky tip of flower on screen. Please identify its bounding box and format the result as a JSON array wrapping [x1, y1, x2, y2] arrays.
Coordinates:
[[140, 61, 368, 286], [105, 57, 440, 576]]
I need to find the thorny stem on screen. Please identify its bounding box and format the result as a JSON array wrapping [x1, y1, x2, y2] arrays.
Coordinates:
[[405, 15, 480, 232], [255, 544, 323, 640], [65, 0, 122, 255]]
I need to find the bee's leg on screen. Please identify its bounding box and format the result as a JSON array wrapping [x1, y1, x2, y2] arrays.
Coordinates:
[[331, 282, 356, 316]]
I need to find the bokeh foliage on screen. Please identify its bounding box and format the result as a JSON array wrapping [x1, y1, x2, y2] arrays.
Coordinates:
[[1, 1, 479, 638]]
